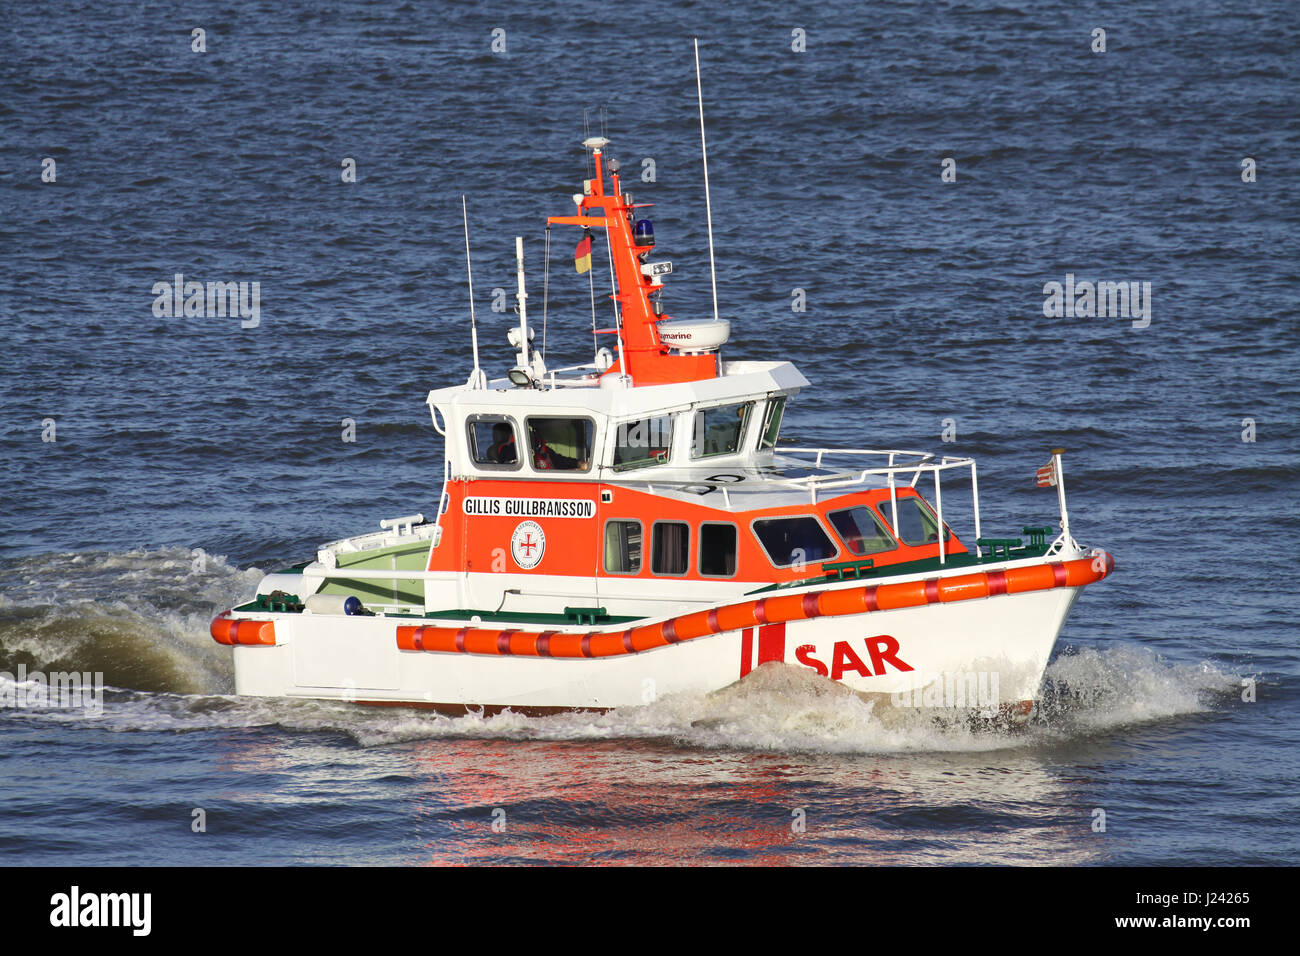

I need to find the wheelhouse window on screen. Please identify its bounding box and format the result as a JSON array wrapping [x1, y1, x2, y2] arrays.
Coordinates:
[[828, 506, 898, 556], [467, 416, 520, 469], [612, 415, 674, 472], [699, 523, 738, 578], [752, 516, 838, 568], [526, 417, 594, 472], [876, 497, 951, 546], [758, 397, 785, 450], [603, 520, 642, 574], [691, 402, 753, 459], [651, 521, 690, 576]]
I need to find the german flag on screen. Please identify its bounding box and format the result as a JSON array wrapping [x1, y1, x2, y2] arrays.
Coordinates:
[[575, 232, 593, 274]]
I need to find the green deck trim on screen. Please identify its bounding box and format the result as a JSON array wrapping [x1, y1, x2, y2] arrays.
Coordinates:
[[423, 608, 641, 625], [821, 557, 876, 580], [563, 606, 609, 625], [231, 601, 643, 626], [1021, 526, 1053, 549], [977, 537, 1023, 559]]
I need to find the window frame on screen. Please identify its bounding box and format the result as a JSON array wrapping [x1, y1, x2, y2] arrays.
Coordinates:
[[602, 518, 644, 575], [650, 520, 692, 578], [465, 414, 523, 472], [826, 505, 900, 557], [610, 413, 676, 473], [748, 514, 841, 569], [757, 396, 786, 451], [874, 495, 952, 546], [523, 414, 597, 474], [697, 521, 740, 579], [690, 401, 755, 461]]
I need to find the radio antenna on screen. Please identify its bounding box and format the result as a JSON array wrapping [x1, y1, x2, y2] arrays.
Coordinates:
[[462, 195, 485, 388], [694, 37, 720, 324]]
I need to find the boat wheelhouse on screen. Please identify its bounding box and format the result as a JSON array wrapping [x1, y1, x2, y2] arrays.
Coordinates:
[[213, 120, 1113, 717]]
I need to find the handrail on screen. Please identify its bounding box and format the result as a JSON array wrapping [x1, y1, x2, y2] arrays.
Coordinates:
[[772, 448, 974, 495], [775, 446, 982, 564]]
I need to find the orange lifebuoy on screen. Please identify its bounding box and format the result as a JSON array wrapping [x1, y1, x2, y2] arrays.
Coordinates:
[[210, 613, 276, 646]]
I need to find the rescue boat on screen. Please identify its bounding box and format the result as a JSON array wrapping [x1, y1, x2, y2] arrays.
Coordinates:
[[213, 99, 1113, 718]]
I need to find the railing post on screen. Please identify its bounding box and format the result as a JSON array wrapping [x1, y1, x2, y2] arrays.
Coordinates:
[[970, 460, 981, 557], [934, 468, 945, 564], [887, 455, 899, 534]]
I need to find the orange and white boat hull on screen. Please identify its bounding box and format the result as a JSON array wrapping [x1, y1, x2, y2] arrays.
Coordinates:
[[215, 551, 1112, 714]]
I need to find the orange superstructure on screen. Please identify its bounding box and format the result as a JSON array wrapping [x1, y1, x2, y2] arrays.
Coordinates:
[[547, 142, 719, 386]]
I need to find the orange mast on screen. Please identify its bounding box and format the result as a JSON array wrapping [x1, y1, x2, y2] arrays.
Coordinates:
[[547, 139, 720, 387]]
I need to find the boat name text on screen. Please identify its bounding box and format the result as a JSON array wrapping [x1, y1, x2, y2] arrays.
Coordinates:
[[464, 497, 595, 518]]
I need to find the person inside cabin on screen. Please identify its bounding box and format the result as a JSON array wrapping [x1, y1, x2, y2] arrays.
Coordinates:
[[533, 439, 582, 470], [529, 419, 590, 471], [489, 423, 516, 464]]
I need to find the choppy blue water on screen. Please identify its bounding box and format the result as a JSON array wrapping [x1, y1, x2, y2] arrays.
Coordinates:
[[1, 0, 1296, 866]]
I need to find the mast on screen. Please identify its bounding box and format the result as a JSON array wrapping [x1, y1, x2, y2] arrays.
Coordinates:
[[509, 237, 534, 385], [546, 135, 720, 387]]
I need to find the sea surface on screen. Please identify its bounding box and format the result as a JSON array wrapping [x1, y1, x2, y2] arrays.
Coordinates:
[[0, 0, 1296, 867]]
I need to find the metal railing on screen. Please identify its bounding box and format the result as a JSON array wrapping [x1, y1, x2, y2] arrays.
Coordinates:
[[773, 447, 982, 562]]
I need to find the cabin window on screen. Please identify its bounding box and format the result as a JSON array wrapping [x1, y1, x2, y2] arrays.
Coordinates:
[[758, 397, 785, 450], [604, 520, 642, 574], [876, 497, 951, 546], [699, 523, 738, 577], [612, 415, 674, 472], [691, 402, 753, 459], [466, 416, 520, 470], [752, 516, 838, 568], [526, 417, 595, 472], [651, 521, 690, 576], [828, 506, 898, 556]]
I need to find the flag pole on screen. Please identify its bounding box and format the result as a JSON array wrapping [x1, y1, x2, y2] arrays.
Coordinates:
[[1052, 447, 1070, 547]]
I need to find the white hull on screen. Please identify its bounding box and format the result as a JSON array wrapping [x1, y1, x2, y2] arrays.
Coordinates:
[[228, 573, 1084, 713]]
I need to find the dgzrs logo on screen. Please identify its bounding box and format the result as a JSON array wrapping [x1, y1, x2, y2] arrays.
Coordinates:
[[510, 521, 546, 570]]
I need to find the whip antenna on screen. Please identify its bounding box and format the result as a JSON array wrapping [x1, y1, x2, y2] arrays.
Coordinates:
[[462, 195, 485, 388], [694, 37, 720, 324]]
